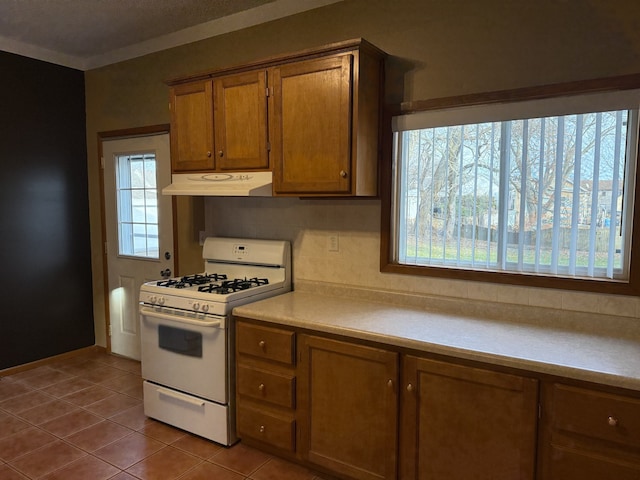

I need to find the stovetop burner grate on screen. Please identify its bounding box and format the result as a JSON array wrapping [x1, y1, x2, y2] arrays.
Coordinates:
[[156, 273, 228, 289], [198, 277, 269, 294]]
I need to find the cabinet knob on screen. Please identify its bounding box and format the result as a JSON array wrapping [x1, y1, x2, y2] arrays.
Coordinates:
[[258, 383, 265, 392], [608, 415, 619, 427], [406, 383, 414, 392], [259, 425, 265, 434], [258, 340, 266, 349], [206, 151, 212, 157], [387, 379, 393, 388], [340, 170, 348, 178], [218, 150, 224, 157]]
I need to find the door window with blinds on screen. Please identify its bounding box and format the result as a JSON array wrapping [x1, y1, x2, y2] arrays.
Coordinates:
[[116, 152, 159, 259], [390, 89, 640, 289]]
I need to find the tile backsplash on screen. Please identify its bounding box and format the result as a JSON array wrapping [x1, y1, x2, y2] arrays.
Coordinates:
[[204, 197, 640, 319]]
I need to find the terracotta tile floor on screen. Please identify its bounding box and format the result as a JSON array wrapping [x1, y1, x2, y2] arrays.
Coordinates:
[[0, 351, 331, 479]]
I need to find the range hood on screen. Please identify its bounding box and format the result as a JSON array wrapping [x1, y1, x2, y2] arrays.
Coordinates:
[[162, 171, 273, 196]]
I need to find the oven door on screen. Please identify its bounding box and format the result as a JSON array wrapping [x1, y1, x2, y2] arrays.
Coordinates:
[[140, 305, 228, 403]]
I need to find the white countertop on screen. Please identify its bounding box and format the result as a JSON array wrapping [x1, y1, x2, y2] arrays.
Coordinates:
[[233, 290, 640, 392]]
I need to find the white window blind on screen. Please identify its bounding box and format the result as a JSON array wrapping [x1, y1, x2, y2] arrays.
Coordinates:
[[392, 91, 639, 281]]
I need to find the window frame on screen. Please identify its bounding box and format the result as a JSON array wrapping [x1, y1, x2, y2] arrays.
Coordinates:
[[115, 151, 160, 260], [380, 74, 640, 296]]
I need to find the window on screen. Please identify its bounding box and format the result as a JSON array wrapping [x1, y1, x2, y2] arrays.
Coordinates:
[[383, 81, 640, 295], [116, 152, 159, 259]]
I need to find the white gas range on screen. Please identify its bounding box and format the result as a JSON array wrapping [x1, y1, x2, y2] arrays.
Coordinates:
[[139, 237, 291, 445]]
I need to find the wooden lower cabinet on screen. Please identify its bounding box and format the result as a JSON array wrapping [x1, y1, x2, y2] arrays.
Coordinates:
[[236, 404, 296, 452], [400, 356, 538, 480], [538, 383, 640, 480], [235, 320, 297, 454], [297, 335, 399, 480], [236, 318, 640, 480]]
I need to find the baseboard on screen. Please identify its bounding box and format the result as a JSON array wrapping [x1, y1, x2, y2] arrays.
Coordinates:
[[0, 345, 106, 377]]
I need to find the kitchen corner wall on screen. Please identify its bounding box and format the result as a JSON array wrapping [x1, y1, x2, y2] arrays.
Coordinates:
[[85, 0, 640, 347]]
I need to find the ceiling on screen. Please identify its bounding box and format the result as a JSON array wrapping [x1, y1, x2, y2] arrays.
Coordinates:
[[0, 0, 341, 70]]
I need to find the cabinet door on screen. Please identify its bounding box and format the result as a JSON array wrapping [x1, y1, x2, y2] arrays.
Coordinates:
[[400, 356, 538, 480], [214, 70, 269, 170], [298, 335, 398, 480], [539, 383, 640, 480], [169, 80, 214, 171], [270, 54, 353, 194]]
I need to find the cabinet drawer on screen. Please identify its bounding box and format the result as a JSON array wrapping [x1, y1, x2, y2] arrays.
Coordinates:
[[237, 405, 295, 452], [548, 444, 640, 480], [237, 322, 295, 365], [143, 381, 232, 445], [553, 384, 640, 448], [237, 364, 295, 408]]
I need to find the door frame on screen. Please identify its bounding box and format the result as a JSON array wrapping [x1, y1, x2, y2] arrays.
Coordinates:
[[98, 124, 175, 353]]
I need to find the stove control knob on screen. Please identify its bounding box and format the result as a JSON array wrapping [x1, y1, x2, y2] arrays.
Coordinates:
[[158, 297, 165, 306], [193, 302, 200, 311], [149, 295, 157, 304], [201, 304, 209, 313]]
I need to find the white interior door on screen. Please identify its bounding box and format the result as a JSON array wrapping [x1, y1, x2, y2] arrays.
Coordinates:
[[103, 134, 173, 360]]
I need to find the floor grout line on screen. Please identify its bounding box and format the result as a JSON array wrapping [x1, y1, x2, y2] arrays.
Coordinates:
[[1, 351, 330, 480]]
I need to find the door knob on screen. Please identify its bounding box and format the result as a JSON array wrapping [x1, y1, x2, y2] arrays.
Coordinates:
[[160, 268, 172, 278], [164, 251, 171, 260]]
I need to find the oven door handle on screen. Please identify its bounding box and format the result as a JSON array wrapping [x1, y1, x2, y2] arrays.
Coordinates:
[[156, 385, 206, 407], [139, 306, 224, 328]]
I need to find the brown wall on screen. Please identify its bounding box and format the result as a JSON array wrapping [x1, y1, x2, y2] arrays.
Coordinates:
[[85, 0, 640, 345]]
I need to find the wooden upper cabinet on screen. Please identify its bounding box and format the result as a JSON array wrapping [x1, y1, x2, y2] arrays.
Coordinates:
[[400, 356, 538, 480], [270, 41, 385, 196], [270, 55, 353, 195], [169, 80, 214, 172], [166, 39, 385, 188], [214, 70, 269, 171]]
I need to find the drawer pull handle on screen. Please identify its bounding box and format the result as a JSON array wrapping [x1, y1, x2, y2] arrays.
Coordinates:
[[259, 425, 266, 433], [608, 416, 619, 427], [157, 387, 205, 407], [258, 340, 266, 349], [258, 383, 265, 392]]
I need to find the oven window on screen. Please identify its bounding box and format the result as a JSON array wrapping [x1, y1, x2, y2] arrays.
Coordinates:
[[158, 325, 203, 358], [116, 152, 159, 259]]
